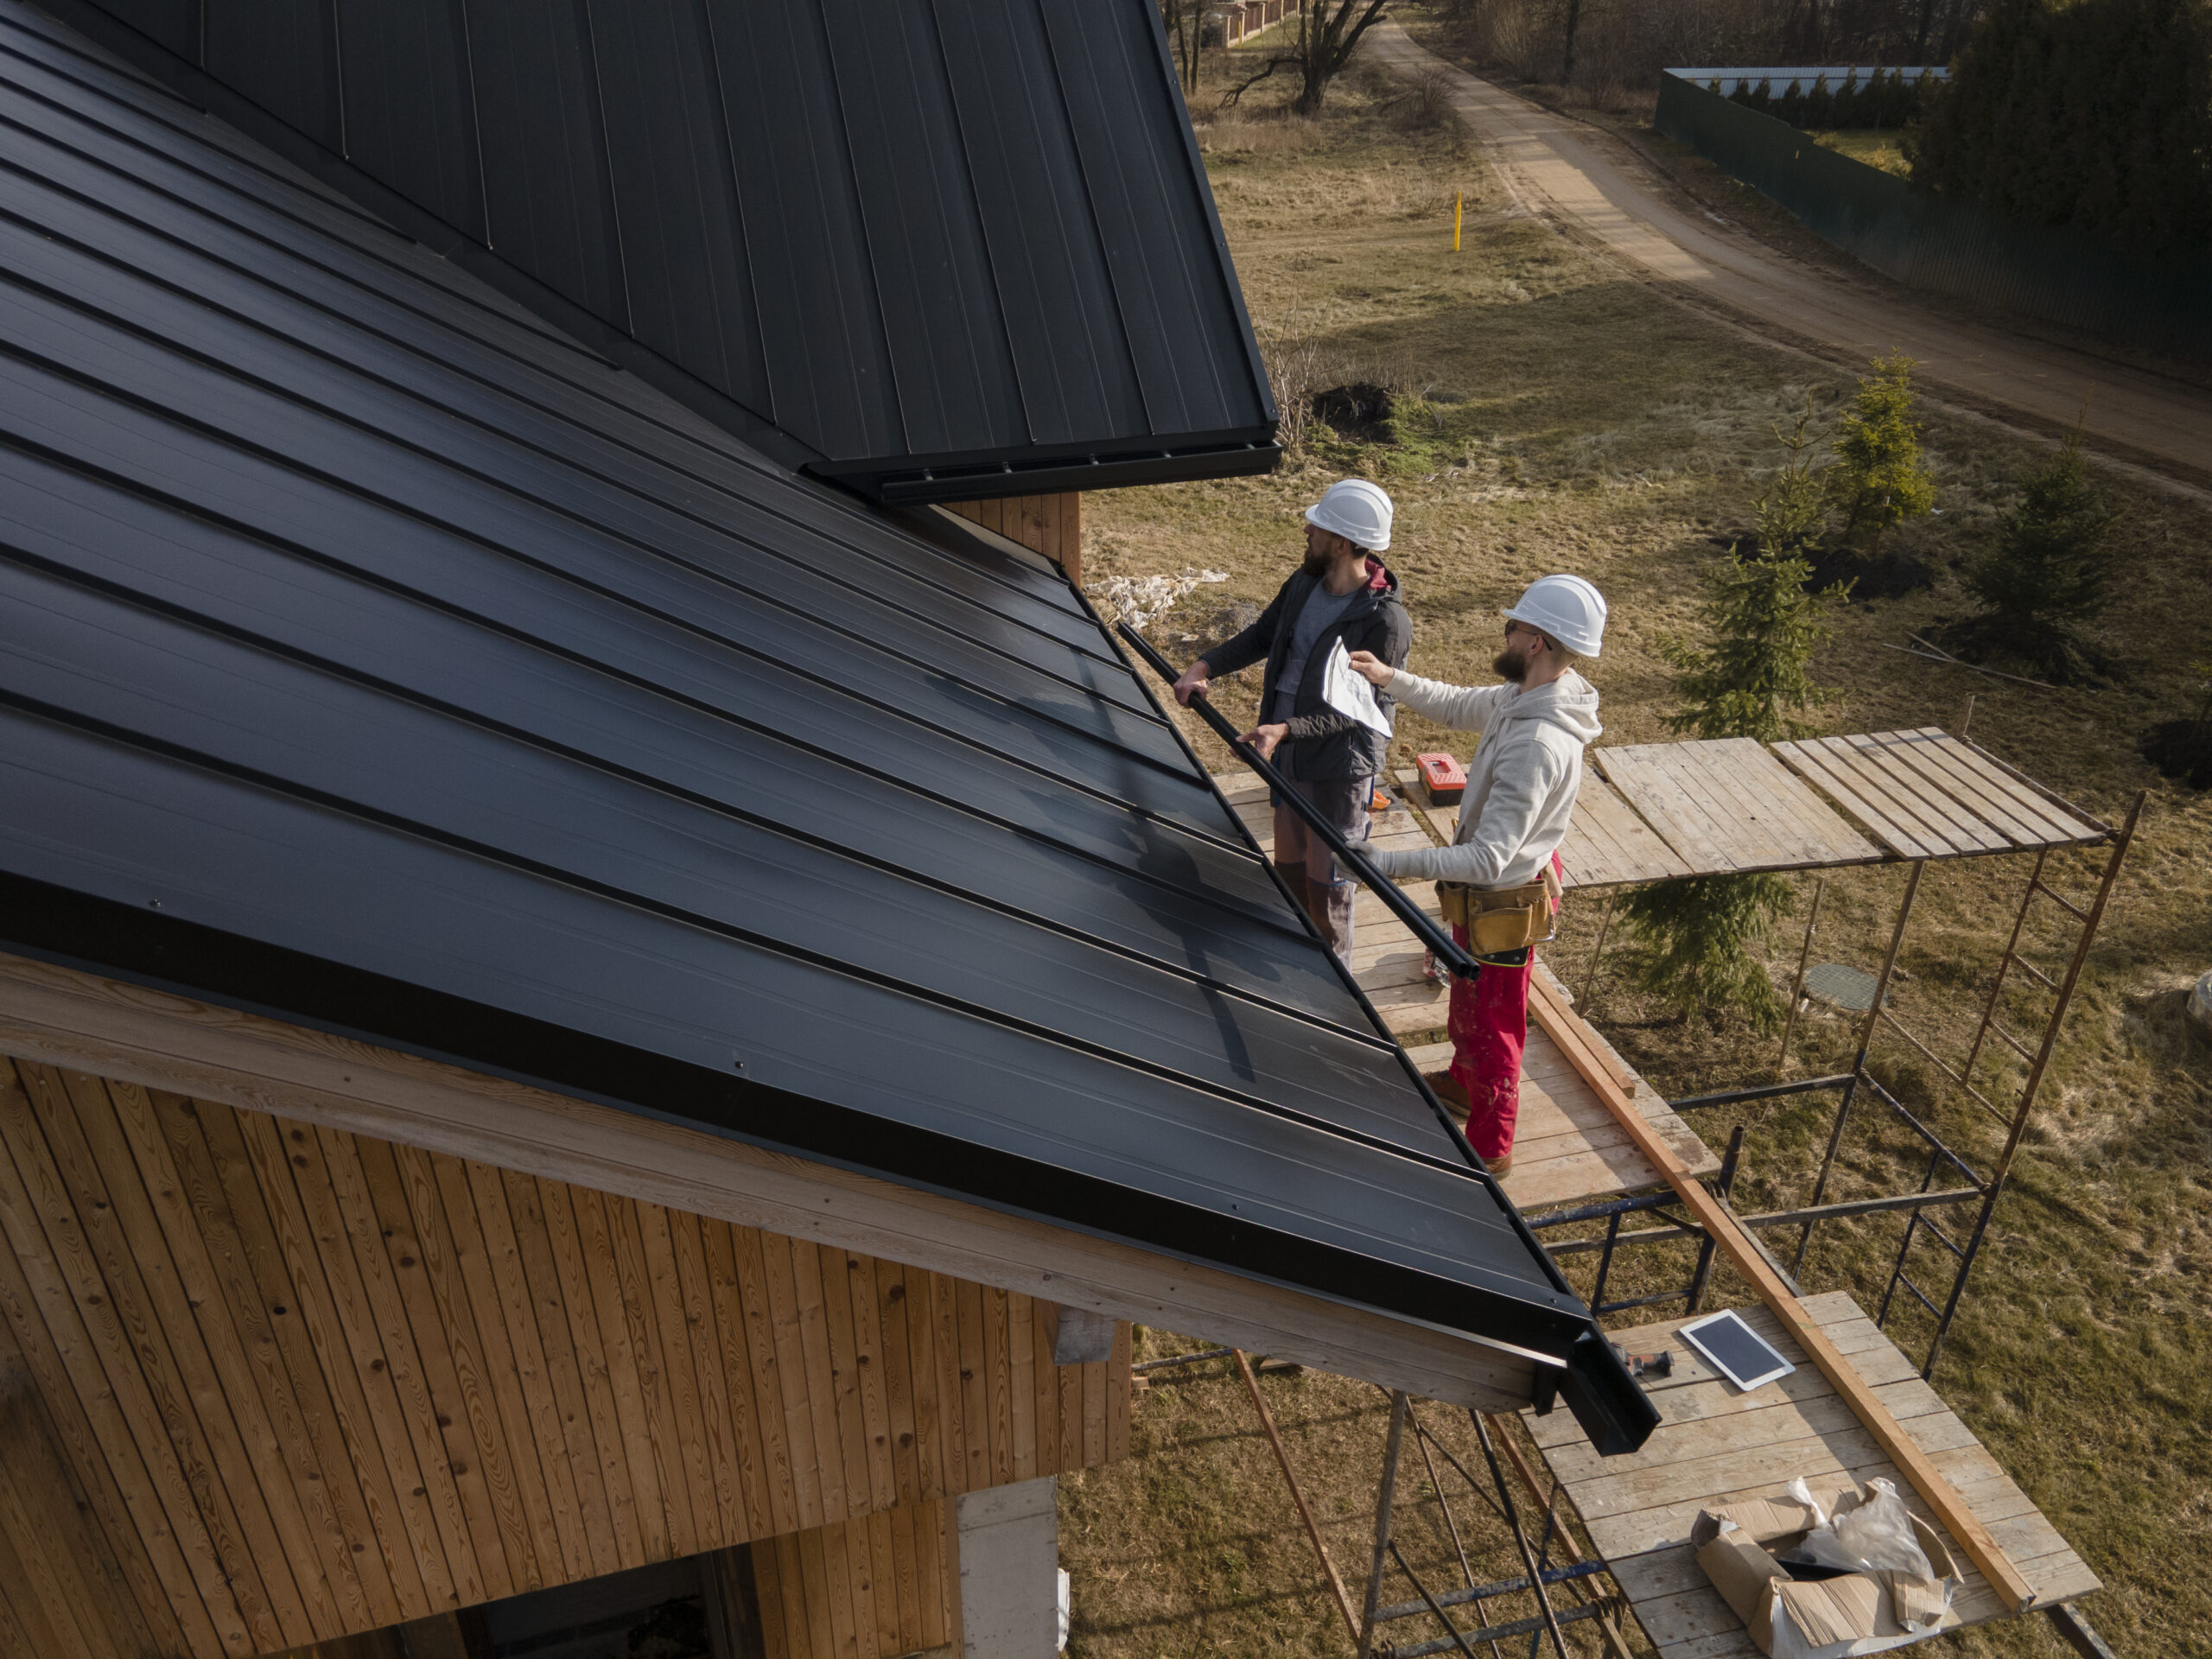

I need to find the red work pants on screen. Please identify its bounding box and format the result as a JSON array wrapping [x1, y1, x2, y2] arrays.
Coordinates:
[[1445, 852, 1561, 1162]]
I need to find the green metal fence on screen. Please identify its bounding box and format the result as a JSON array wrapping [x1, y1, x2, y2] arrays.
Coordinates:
[[1656, 72, 2212, 362]]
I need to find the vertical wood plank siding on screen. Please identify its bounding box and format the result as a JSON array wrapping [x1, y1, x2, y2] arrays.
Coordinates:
[[944, 493, 1084, 587], [751, 1498, 958, 1659], [0, 1058, 1127, 1658]]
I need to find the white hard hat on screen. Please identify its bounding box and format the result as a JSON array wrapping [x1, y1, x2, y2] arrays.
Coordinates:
[[1503, 574, 1607, 658], [1304, 478, 1393, 551]]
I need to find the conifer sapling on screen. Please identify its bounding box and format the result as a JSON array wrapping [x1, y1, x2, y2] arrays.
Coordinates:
[[1622, 408, 1847, 1030]]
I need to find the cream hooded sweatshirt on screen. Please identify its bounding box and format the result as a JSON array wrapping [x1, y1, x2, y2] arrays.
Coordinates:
[[1365, 669, 1602, 889]]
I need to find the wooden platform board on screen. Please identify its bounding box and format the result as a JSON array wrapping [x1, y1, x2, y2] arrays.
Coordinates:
[[1527, 1293, 2101, 1659], [1773, 729, 2107, 861], [1213, 773, 1719, 1208], [1597, 739, 1886, 877], [1395, 768, 1693, 892]]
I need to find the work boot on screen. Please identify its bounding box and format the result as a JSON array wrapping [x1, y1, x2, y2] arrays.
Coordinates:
[[1424, 1071, 1514, 1177]]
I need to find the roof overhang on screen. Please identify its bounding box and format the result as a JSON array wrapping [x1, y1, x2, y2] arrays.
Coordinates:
[[0, 944, 1652, 1430]]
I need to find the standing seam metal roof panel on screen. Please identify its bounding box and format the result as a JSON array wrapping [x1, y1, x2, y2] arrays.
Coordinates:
[[0, 0, 1649, 1452], [588, 0, 768, 408], [817, 0, 1030, 457], [48, 0, 1278, 496], [464, 0, 628, 330], [330, 0, 488, 242]]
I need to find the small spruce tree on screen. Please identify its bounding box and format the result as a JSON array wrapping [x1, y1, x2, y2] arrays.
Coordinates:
[[1947, 432, 2116, 680], [1620, 411, 1847, 1030], [1827, 353, 1936, 557]]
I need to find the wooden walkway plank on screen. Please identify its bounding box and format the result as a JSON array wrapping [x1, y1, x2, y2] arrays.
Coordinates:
[[1903, 730, 2086, 844], [1879, 732, 2050, 845], [1770, 738, 1936, 860], [1848, 734, 2012, 852], [1836, 735, 1999, 854], [1916, 732, 2102, 842]]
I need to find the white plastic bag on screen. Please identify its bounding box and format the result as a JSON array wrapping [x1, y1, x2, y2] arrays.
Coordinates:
[[1832, 1478, 1935, 1579], [1783, 1478, 1831, 1528]]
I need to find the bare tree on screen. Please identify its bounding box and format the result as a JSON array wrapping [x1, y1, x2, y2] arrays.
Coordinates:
[[1223, 0, 1393, 113]]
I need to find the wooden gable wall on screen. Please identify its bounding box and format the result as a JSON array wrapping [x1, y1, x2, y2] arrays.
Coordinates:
[[0, 1055, 1128, 1658], [944, 494, 1083, 586]]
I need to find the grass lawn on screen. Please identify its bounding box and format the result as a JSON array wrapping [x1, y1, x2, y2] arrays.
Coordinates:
[[1060, 32, 2212, 1659], [1813, 128, 1915, 177]]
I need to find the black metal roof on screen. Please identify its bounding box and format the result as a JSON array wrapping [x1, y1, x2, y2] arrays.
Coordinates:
[[0, 2, 1647, 1451], [37, 0, 1280, 500]]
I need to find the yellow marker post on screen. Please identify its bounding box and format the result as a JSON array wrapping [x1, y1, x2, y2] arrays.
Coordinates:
[[1452, 193, 1462, 251]]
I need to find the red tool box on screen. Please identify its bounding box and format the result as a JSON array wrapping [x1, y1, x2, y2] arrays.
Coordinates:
[[1415, 752, 1466, 805]]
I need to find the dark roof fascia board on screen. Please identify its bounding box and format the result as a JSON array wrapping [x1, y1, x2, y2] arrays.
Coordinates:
[[0, 875, 1599, 1366], [866, 439, 1283, 505], [19, 0, 829, 476]]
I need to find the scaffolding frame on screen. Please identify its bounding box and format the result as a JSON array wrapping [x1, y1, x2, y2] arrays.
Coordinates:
[[1558, 787, 2146, 1380], [1318, 785, 2146, 1656]]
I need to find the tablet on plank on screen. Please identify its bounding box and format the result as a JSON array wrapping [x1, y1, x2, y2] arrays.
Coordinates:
[[1679, 1309, 1796, 1390]]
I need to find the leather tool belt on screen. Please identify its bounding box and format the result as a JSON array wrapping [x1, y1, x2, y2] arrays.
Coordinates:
[[1436, 863, 1562, 956]]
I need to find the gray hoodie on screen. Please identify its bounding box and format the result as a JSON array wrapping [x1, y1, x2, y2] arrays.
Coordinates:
[[1366, 669, 1603, 889]]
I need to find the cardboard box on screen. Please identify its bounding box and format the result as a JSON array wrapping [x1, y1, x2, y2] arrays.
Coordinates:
[[1691, 1484, 1962, 1659]]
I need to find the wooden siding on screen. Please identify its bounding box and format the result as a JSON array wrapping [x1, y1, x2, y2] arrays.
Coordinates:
[[944, 493, 1082, 586], [752, 1497, 958, 1659], [0, 1056, 1127, 1659]]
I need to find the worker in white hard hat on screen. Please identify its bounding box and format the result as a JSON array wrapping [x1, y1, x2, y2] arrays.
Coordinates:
[[1344, 574, 1606, 1176], [1173, 479, 1410, 963]]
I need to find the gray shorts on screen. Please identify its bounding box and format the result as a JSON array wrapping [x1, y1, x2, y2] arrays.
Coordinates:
[[1270, 773, 1374, 887]]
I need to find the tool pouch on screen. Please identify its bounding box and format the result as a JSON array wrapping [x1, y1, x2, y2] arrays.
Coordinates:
[[1437, 865, 1560, 955]]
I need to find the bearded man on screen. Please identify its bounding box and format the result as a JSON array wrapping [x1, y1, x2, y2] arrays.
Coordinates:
[[1344, 575, 1607, 1175]]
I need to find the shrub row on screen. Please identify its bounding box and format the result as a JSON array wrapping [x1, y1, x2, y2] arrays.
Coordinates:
[[1714, 68, 1928, 130]]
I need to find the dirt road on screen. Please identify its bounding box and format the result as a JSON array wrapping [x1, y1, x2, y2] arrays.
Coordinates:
[[1366, 22, 2212, 491]]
